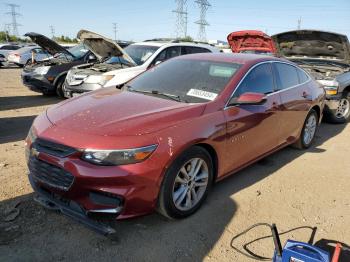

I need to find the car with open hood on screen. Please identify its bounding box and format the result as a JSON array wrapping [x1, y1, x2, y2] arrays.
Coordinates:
[[26, 53, 324, 234], [272, 30, 350, 123], [21, 32, 97, 97], [7, 46, 50, 67], [63, 37, 219, 98], [63, 30, 137, 98], [227, 30, 276, 55]]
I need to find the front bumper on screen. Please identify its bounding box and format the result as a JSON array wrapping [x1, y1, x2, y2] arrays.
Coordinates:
[[64, 81, 102, 98], [21, 71, 55, 93], [29, 174, 118, 235]]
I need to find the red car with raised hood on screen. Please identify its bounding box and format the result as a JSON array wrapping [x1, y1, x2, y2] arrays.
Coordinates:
[[26, 53, 325, 235], [227, 30, 277, 55]]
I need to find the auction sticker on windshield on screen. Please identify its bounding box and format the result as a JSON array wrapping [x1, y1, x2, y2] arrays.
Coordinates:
[[187, 89, 218, 101]]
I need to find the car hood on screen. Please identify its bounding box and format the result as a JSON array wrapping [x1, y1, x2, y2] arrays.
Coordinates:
[[77, 29, 136, 65], [46, 87, 205, 136], [227, 30, 276, 53], [272, 30, 350, 63], [24, 32, 73, 57]]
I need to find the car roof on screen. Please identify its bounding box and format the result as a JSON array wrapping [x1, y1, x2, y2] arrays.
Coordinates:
[[175, 53, 288, 64], [131, 41, 218, 51]]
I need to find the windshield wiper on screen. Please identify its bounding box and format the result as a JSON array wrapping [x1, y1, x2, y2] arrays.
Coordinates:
[[128, 87, 184, 102]]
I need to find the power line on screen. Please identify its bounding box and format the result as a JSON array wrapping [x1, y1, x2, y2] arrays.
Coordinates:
[[194, 0, 211, 42], [112, 23, 117, 40], [173, 0, 188, 38], [5, 3, 21, 36]]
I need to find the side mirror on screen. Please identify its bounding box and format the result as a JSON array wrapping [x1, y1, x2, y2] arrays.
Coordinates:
[[155, 60, 162, 66], [229, 92, 266, 106]]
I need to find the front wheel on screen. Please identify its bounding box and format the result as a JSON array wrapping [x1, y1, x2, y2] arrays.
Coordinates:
[[158, 146, 213, 219], [55, 76, 66, 98], [325, 92, 350, 124], [294, 109, 318, 149]]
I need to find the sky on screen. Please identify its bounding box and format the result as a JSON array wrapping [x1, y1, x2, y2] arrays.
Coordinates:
[[0, 0, 349, 42]]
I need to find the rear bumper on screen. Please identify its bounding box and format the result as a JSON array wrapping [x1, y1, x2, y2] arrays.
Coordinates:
[[29, 174, 119, 235], [21, 72, 55, 93]]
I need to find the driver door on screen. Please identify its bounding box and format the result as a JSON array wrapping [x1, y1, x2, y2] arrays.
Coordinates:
[[223, 63, 282, 174]]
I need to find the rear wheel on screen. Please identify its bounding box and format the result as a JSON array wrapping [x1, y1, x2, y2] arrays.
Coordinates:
[[158, 146, 213, 219], [325, 92, 350, 124], [294, 109, 318, 149]]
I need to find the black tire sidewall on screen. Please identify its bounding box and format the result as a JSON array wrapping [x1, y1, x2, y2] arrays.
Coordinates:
[[301, 109, 318, 148], [159, 146, 213, 219], [55, 76, 66, 97]]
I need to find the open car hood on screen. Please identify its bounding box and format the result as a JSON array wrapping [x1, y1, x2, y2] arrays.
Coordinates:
[[227, 30, 276, 54], [272, 30, 350, 63], [77, 29, 136, 65], [24, 32, 73, 57]]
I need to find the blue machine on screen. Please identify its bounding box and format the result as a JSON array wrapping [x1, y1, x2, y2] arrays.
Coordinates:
[[271, 224, 333, 262]]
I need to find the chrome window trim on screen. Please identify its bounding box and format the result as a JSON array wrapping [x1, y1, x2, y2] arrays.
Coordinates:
[[224, 60, 312, 109]]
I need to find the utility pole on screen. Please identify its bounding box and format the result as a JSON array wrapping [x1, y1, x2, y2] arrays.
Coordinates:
[[194, 0, 210, 42], [112, 23, 117, 41], [5, 3, 21, 37], [297, 17, 302, 30], [4, 24, 11, 42], [173, 0, 188, 38], [50, 25, 55, 39]]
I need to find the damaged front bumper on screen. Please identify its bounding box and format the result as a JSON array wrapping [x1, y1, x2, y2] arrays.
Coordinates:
[[29, 174, 120, 235]]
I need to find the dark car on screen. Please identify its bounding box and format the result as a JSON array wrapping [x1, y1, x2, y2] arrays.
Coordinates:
[[26, 53, 324, 234], [272, 30, 350, 123], [21, 32, 96, 97]]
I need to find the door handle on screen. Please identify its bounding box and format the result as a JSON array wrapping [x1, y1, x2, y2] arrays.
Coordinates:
[[272, 101, 279, 110], [302, 91, 309, 98]]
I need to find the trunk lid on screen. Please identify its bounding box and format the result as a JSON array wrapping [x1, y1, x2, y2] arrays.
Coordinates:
[[77, 29, 136, 65], [272, 30, 350, 64], [227, 30, 276, 54]]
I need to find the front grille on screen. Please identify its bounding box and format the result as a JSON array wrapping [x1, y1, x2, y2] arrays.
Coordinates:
[[33, 138, 77, 158], [28, 156, 74, 191]]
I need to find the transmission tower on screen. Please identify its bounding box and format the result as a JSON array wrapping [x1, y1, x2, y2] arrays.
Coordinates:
[[112, 23, 117, 40], [5, 3, 21, 36], [173, 0, 188, 38], [194, 0, 210, 42], [50, 25, 55, 39]]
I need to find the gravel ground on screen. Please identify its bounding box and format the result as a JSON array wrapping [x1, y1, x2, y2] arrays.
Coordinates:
[[0, 68, 349, 262]]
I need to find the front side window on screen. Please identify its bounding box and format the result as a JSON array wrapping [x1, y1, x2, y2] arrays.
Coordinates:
[[182, 46, 211, 54], [127, 58, 241, 103], [152, 46, 181, 65], [274, 63, 299, 90], [233, 63, 274, 98]]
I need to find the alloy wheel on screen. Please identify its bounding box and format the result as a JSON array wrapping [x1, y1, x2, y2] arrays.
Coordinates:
[[172, 158, 209, 211], [335, 98, 350, 119], [303, 114, 317, 145]]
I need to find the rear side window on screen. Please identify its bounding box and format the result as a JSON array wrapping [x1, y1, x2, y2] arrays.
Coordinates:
[[182, 46, 211, 54], [274, 63, 299, 90], [233, 63, 274, 97], [297, 68, 309, 84]]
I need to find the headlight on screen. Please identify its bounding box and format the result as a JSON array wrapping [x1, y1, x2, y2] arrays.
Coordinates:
[[81, 144, 158, 166], [84, 74, 114, 85], [34, 66, 50, 75], [318, 80, 339, 95], [26, 126, 37, 143]]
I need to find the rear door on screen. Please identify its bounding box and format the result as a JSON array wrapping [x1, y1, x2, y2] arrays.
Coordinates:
[[223, 62, 282, 173], [272, 62, 312, 144]]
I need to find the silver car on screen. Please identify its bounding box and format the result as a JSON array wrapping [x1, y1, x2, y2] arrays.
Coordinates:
[[7, 46, 50, 67]]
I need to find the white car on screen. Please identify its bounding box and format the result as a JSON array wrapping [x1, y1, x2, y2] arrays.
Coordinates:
[[7, 46, 50, 67], [64, 34, 220, 98]]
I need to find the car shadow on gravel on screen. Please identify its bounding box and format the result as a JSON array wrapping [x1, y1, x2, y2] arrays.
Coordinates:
[[0, 95, 62, 111], [0, 123, 347, 262], [0, 115, 37, 144]]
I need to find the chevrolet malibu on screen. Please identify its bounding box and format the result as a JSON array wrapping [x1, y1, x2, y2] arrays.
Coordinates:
[[26, 53, 325, 234]]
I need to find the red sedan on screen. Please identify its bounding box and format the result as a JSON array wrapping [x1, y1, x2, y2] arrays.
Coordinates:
[[26, 53, 325, 234]]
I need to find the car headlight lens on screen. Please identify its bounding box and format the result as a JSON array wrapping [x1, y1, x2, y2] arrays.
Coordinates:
[[318, 80, 339, 95], [34, 66, 50, 75], [26, 126, 37, 143], [84, 74, 114, 85], [81, 144, 158, 166]]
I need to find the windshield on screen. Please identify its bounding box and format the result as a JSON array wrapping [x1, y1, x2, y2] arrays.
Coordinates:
[[67, 43, 89, 59], [127, 58, 241, 103], [105, 56, 134, 66], [124, 45, 159, 65]]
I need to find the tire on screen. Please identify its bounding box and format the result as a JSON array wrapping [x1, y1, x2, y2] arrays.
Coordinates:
[[158, 146, 213, 219], [55, 76, 66, 98], [294, 109, 318, 149], [325, 92, 350, 124]]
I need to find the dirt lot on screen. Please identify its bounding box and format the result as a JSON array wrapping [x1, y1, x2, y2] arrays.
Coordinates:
[[0, 67, 349, 262]]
